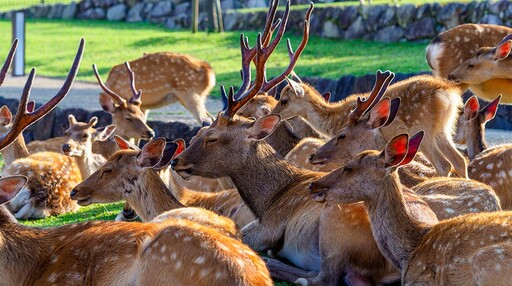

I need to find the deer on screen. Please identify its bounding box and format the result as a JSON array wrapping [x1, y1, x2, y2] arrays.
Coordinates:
[[71, 136, 255, 228], [426, 24, 512, 103], [104, 52, 215, 124], [273, 70, 468, 178], [170, 2, 444, 284], [309, 133, 512, 285], [0, 39, 273, 286], [61, 114, 117, 178]]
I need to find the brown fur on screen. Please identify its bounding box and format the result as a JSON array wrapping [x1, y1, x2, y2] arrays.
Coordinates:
[[275, 75, 467, 177], [106, 52, 215, 124]]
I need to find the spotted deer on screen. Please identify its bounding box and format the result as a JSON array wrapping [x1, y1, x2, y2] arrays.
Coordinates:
[[105, 52, 215, 124], [71, 137, 255, 228], [309, 133, 512, 284], [170, 2, 441, 284], [427, 24, 512, 103], [274, 71, 467, 178], [61, 115, 117, 178], [0, 41, 273, 286]]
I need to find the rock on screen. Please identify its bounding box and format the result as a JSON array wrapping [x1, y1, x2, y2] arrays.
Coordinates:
[[416, 3, 431, 19], [48, 4, 65, 19], [62, 2, 77, 19], [396, 4, 416, 28], [164, 17, 180, 29], [107, 4, 127, 21], [223, 12, 242, 30], [322, 21, 340, 38], [173, 2, 190, 16], [374, 26, 404, 42], [150, 1, 173, 18], [126, 2, 144, 22], [244, 0, 267, 9], [338, 6, 358, 29], [489, 0, 509, 16], [405, 17, 436, 40], [364, 5, 388, 32], [437, 3, 465, 29], [345, 16, 365, 40], [479, 14, 503, 25], [379, 6, 397, 27], [92, 0, 117, 8], [221, 0, 236, 10], [79, 8, 106, 20], [125, 0, 139, 8], [148, 120, 200, 143], [31, 5, 51, 18]]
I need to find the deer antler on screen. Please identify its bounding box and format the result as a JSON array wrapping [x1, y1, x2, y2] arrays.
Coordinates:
[[93, 64, 127, 107], [0, 39, 19, 87], [124, 62, 142, 105], [349, 70, 395, 122], [0, 38, 85, 151], [222, 0, 313, 119]]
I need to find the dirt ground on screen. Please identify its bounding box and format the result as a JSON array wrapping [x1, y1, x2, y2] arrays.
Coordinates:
[[1, 74, 511, 146]]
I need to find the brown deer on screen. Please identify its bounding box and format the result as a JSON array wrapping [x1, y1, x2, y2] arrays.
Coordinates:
[[0, 40, 273, 286], [274, 71, 467, 178], [105, 52, 215, 124], [426, 24, 512, 103], [309, 133, 512, 284], [71, 137, 255, 228], [61, 114, 117, 178], [170, 2, 442, 284]]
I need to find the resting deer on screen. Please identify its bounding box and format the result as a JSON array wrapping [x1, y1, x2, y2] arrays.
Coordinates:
[[427, 24, 512, 103], [171, 2, 442, 284], [61, 115, 117, 178], [71, 137, 255, 228], [0, 39, 273, 286], [274, 71, 467, 178], [309, 133, 512, 285], [105, 52, 215, 124]]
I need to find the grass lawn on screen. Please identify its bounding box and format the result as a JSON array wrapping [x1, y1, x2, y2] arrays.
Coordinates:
[[0, 19, 430, 98]]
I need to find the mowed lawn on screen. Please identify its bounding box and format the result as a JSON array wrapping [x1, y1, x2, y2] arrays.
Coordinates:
[[0, 19, 430, 98]]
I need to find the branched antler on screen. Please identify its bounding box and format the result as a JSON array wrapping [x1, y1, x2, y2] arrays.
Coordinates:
[[0, 39, 19, 87], [349, 70, 395, 122], [0, 38, 85, 150], [125, 62, 142, 105], [93, 64, 127, 107]]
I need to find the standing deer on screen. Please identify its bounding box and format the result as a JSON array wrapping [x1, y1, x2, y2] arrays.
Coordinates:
[[273, 71, 467, 178], [0, 39, 273, 286], [61, 115, 117, 178], [171, 2, 443, 284], [426, 24, 512, 103], [309, 133, 512, 284], [104, 52, 215, 124]]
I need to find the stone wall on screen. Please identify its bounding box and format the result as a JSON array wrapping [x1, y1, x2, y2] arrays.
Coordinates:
[[1, 0, 512, 42]]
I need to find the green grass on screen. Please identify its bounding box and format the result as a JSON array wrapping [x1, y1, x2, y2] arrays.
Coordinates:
[[0, 0, 76, 12], [0, 19, 430, 98]]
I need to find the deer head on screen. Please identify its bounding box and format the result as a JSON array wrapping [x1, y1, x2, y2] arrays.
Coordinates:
[[448, 35, 512, 84], [272, 77, 324, 120], [94, 62, 155, 141], [171, 0, 312, 179], [309, 132, 423, 204], [237, 93, 278, 119], [310, 71, 397, 167], [61, 115, 116, 157]]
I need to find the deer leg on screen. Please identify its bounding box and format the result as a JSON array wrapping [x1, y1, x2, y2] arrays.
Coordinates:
[[178, 93, 209, 125], [241, 219, 284, 252], [419, 138, 453, 177], [472, 243, 512, 284], [263, 257, 317, 283], [435, 134, 468, 178]]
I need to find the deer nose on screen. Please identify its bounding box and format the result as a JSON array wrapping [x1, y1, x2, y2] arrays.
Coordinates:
[[309, 154, 315, 161], [70, 188, 78, 198], [62, 144, 71, 153], [147, 130, 155, 138], [170, 159, 179, 170]]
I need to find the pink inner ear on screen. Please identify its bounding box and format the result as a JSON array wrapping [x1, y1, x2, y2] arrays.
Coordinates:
[[496, 41, 512, 59], [386, 134, 408, 167], [114, 135, 131, 150], [322, 92, 331, 102], [483, 96, 500, 122], [400, 131, 424, 166], [464, 96, 479, 120], [143, 139, 165, 155], [0, 106, 11, 120], [369, 98, 390, 129], [260, 115, 279, 130], [172, 139, 186, 158]]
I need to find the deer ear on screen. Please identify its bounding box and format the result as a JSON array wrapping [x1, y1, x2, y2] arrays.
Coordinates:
[[0, 106, 13, 126], [0, 176, 27, 205], [367, 98, 391, 129], [464, 96, 480, 121], [285, 78, 304, 97], [400, 131, 423, 166], [153, 142, 179, 169], [88, 116, 98, 127], [99, 93, 116, 113], [95, 125, 117, 142], [480, 95, 501, 123], [172, 139, 186, 158], [494, 40, 512, 61], [114, 135, 140, 151], [68, 114, 77, 125], [136, 138, 166, 168], [290, 71, 303, 83], [384, 98, 400, 127], [322, 92, 331, 102], [247, 114, 281, 140], [383, 134, 409, 168]]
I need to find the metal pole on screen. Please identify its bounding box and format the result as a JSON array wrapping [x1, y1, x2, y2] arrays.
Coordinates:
[[11, 11, 25, 77]]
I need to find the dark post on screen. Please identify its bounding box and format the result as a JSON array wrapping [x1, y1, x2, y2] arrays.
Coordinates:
[[192, 0, 199, 33]]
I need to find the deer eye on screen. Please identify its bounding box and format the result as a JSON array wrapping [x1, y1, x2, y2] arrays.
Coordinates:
[[82, 134, 89, 139], [344, 167, 353, 173], [205, 138, 218, 147], [281, 99, 288, 106], [101, 168, 113, 178], [64, 131, 69, 136], [468, 64, 474, 69], [337, 134, 346, 141], [125, 117, 133, 121]]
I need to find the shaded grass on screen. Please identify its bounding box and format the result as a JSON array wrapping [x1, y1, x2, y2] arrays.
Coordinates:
[[0, 19, 430, 98]]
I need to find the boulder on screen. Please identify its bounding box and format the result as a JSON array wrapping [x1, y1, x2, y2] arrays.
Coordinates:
[[79, 8, 106, 20], [48, 4, 65, 19], [437, 3, 465, 29], [106, 4, 127, 21], [322, 21, 341, 38], [61, 2, 77, 19], [405, 17, 436, 40], [479, 14, 502, 25], [345, 16, 365, 40], [396, 4, 416, 28], [150, 1, 173, 18], [126, 2, 144, 22], [374, 26, 404, 42], [338, 6, 358, 29]]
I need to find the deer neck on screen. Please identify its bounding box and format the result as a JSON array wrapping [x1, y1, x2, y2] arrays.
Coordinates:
[[227, 143, 304, 218], [1, 134, 30, 167], [0, 205, 48, 284], [74, 149, 103, 179], [365, 174, 430, 271], [466, 125, 488, 160], [124, 170, 184, 221]]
